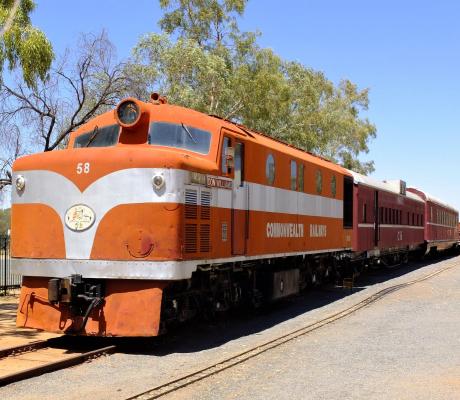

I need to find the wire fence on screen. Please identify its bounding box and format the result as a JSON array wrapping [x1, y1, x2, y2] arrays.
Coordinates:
[[0, 235, 21, 295]]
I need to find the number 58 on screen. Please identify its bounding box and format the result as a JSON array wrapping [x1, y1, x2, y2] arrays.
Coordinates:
[[76, 162, 90, 174]]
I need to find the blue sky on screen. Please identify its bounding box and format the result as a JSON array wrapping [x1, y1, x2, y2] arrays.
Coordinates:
[[27, 1, 460, 210]]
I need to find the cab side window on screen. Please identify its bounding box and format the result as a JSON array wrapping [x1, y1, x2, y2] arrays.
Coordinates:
[[221, 137, 232, 175]]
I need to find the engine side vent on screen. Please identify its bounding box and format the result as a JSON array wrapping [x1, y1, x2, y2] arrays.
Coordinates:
[[185, 224, 198, 253], [185, 189, 198, 219], [200, 191, 212, 220], [200, 224, 211, 253]]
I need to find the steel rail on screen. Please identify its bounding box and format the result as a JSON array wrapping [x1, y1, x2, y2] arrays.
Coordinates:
[[0, 337, 65, 359], [127, 259, 459, 400], [0, 337, 117, 387]]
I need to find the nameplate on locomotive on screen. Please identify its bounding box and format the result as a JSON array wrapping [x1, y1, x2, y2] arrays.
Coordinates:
[[206, 176, 233, 190]]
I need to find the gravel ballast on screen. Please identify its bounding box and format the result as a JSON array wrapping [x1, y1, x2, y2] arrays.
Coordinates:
[[1, 255, 460, 400]]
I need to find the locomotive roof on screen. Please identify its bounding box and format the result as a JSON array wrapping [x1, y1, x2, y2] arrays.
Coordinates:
[[347, 170, 424, 203], [209, 113, 351, 175], [71, 99, 350, 176]]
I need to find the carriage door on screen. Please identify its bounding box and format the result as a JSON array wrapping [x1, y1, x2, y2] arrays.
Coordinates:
[[374, 191, 380, 246], [232, 141, 248, 255]]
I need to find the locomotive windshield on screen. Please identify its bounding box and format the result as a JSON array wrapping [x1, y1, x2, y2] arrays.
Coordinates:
[[148, 122, 211, 154], [74, 124, 120, 148]]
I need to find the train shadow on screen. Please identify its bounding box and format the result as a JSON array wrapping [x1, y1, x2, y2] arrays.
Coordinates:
[[115, 251, 460, 356], [0, 301, 49, 340]]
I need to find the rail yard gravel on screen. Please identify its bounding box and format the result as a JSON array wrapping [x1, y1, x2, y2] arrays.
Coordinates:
[[1, 255, 460, 400]]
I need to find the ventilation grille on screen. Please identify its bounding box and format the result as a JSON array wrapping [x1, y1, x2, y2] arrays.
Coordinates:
[[201, 191, 211, 220], [184, 187, 212, 254], [185, 224, 197, 253], [185, 189, 198, 219], [200, 224, 211, 253]]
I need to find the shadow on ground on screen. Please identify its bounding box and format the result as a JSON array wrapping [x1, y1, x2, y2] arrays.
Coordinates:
[[2, 252, 458, 352], [0, 301, 51, 340], [111, 251, 460, 356]]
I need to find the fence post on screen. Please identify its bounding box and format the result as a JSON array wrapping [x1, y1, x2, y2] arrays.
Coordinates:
[[2, 236, 6, 296], [1, 235, 16, 296]]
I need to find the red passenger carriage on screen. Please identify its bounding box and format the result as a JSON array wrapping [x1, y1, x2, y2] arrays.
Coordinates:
[[349, 172, 425, 264], [407, 188, 458, 252]]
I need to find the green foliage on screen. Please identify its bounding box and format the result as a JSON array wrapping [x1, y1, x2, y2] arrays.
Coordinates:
[[159, 0, 247, 47], [0, 208, 10, 235], [0, 0, 53, 88], [127, 0, 376, 174]]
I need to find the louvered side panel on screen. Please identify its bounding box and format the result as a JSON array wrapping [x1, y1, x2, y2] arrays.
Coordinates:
[[200, 190, 211, 220], [185, 189, 198, 219], [184, 224, 198, 253], [200, 224, 211, 253]]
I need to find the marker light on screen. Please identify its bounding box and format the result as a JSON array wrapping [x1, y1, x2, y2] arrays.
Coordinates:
[[15, 175, 25, 191], [152, 175, 165, 190]]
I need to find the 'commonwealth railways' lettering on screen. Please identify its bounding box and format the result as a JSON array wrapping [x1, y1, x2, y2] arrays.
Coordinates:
[[310, 224, 327, 237], [266, 223, 304, 238], [266, 223, 327, 238]]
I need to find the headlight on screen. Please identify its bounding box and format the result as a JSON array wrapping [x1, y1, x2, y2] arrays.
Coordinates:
[[152, 174, 165, 190], [15, 175, 25, 191], [115, 99, 141, 127]]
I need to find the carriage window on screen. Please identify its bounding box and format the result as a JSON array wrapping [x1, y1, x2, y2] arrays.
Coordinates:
[[298, 164, 304, 192], [266, 154, 275, 185], [148, 122, 211, 154], [362, 203, 367, 223], [290, 160, 297, 190], [74, 124, 120, 148]]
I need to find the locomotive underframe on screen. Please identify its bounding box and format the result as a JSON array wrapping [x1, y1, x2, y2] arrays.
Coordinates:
[[160, 251, 355, 331]]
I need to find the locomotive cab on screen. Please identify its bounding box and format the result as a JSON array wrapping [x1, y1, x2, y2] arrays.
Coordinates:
[[11, 96, 230, 336]]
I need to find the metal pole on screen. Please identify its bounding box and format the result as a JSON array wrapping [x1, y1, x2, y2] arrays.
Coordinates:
[[3, 237, 6, 296]]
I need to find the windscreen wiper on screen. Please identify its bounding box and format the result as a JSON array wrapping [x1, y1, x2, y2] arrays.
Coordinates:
[[181, 122, 197, 144], [85, 125, 100, 147]]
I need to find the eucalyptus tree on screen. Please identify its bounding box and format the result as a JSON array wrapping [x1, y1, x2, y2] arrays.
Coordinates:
[[0, 0, 53, 88], [126, 0, 376, 173]]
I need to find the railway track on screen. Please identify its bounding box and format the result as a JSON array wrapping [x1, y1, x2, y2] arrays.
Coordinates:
[[0, 336, 116, 387], [127, 259, 459, 400]]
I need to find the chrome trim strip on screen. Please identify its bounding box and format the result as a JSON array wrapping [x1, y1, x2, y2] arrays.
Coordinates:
[[427, 222, 457, 229], [358, 223, 424, 230], [11, 247, 352, 280]]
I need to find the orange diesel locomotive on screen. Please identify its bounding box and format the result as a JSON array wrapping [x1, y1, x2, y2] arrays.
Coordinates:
[[10, 95, 458, 336]]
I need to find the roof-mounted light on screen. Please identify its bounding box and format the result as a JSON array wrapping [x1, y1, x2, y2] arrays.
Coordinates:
[[115, 98, 142, 128]]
